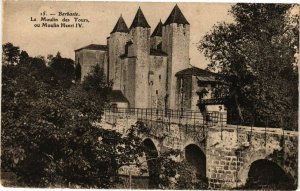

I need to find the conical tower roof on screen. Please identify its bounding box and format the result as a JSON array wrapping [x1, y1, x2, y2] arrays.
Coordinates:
[[130, 7, 151, 29], [164, 4, 189, 26], [111, 15, 129, 34], [151, 20, 163, 37]]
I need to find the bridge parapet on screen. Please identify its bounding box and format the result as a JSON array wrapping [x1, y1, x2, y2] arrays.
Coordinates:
[[101, 108, 298, 189], [101, 108, 212, 182], [103, 108, 227, 127], [103, 108, 212, 150], [206, 124, 298, 189]]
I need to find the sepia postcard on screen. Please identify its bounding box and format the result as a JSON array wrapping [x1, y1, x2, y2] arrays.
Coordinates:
[[1, 0, 299, 190]]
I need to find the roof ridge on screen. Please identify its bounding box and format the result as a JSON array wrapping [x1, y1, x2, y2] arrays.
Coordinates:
[[175, 67, 218, 77], [75, 44, 107, 52]]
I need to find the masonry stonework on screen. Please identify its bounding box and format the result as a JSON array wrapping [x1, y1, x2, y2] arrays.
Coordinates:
[[162, 23, 190, 109], [75, 5, 207, 111], [130, 27, 151, 108], [206, 125, 298, 189], [108, 32, 128, 90], [191, 76, 199, 110], [75, 49, 108, 81], [102, 110, 298, 189], [123, 58, 136, 108], [73, 4, 298, 189], [150, 36, 162, 49], [149, 55, 168, 109]]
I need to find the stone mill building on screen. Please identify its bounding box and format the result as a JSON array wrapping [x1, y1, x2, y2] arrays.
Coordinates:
[[75, 5, 220, 111]]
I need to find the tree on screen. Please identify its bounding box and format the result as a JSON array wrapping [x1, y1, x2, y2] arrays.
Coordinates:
[[1, 46, 208, 189], [199, 4, 299, 128], [49, 52, 75, 88], [46, 54, 54, 66], [82, 64, 112, 105], [55, 51, 62, 59], [174, 161, 208, 189], [2, 43, 20, 65], [30, 56, 46, 69], [1, 55, 144, 188], [19, 50, 30, 65]]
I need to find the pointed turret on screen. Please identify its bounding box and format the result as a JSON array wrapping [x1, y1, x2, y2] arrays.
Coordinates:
[[151, 20, 163, 37], [111, 15, 129, 34], [164, 4, 189, 26], [109, 15, 129, 90], [127, 7, 150, 108], [130, 7, 151, 29]]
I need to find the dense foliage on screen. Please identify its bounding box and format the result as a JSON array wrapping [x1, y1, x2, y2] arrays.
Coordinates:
[[2, 43, 20, 65], [48, 52, 76, 88], [82, 64, 112, 102], [1, 44, 144, 188], [156, 152, 208, 189], [199, 4, 299, 129]]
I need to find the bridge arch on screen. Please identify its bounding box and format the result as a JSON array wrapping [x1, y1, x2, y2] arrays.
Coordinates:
[[142, 138, 160, 189], [141, 137, 160, 152], [241, 159, 295, 189], [184, 144, 206, 179], [182, 142, 204, 154]]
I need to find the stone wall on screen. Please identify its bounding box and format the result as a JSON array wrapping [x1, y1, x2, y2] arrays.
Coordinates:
[[102, 111, 206, 155], [123, 57, 136, 108], [175, 76, 192, 110], [108, 32, 128, 90], [191, 76, 199, 110], [130, 27, 151, 108], [175, 75, 200, 111], [150, 36, 162, 49], [102, 112, 298, 189], [75, 49, 108, 81], [138, 119, 206, 156], [162, 23, 190, 110], [206, 125, 298, 189], [121, 58, 128, 98], [148, 55, 168, 109]]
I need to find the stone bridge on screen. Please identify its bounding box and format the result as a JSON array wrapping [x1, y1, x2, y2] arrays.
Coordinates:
[[101, 108, 298, 189]]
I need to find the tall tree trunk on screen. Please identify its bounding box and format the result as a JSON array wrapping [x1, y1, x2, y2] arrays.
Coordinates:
[[234, 91, 244, 123]]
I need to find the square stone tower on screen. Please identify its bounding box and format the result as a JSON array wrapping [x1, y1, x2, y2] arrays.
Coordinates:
[[162, 5, 190, 110]]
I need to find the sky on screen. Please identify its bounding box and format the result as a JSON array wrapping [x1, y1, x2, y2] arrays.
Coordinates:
[[3, 1, 234, 69]]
